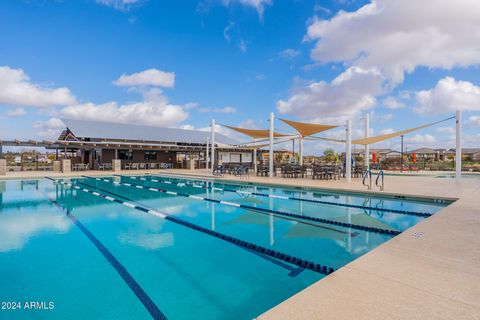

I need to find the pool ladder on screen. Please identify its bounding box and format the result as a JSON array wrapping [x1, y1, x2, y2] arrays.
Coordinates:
[[376, 170, 385, 191], [362, 169, 372, 190], [363, 169, 385, 191]]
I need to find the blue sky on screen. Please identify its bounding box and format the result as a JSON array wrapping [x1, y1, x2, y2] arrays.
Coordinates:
[[0, 0, 479, 154]]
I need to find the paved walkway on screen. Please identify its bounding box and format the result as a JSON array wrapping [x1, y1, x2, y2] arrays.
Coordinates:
[[145, 170, 480, 320], [2, 169, 479, 319]]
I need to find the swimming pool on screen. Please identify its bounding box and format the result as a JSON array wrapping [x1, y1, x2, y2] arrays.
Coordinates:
[[0, 175, 450, 319]]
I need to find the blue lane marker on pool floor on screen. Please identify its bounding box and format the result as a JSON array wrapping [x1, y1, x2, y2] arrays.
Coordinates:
[[47, 177, 335, 275], [89, 176, 399, 236], [39, 187, 167, 320], [138, 174, 432, 218], [79, 180, 307, 278]]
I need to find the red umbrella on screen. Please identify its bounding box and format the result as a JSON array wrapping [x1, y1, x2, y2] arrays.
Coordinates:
[[372, 152, 377, 163], [412, 152, 417, 163]]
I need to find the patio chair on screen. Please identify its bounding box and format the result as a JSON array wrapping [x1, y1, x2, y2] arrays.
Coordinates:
[[233, 165, 249, 178], [213, 164, 225, 176], [256, 165, 268, 177]]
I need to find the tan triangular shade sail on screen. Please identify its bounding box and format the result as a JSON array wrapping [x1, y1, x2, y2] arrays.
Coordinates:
[[330, 214, 399, 233], [352, 117, 454, 145], [221, 124, 291, 139], [279, 118, 338, 137], [237, 137, 295, 150], [305, 136, 345, 143]]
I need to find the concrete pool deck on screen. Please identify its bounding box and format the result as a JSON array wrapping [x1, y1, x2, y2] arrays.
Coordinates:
[[1, 169, 479, 319]]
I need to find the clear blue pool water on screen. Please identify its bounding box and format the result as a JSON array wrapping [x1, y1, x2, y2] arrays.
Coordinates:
[[0, 176, 450, 320]]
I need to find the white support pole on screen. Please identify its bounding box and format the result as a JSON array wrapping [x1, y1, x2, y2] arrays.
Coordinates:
[[253, 138, 257, 173], [211, 119, 215, 175], [346, 120, 352, 182], [365, 113, 370, 169], [455, 110, 462, 183], [299, 137, 303, 165], [206, 137, 210, 169], [269, 112, 274, 178]]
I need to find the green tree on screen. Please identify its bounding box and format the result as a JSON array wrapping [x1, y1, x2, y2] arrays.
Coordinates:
[[323, 148, 335, 157], [323, 148, 336, 162]]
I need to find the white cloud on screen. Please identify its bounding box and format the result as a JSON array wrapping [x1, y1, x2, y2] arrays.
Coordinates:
[[96, 0, 142, 11], [379, 128, 394, 135], [405, 133, 437, 144], [382, 96, 405, 109], [415, 77, 480, 114], [374, 113, 393, 123], [199, 106, 236, 113], [0, 66, 76, 108], [0, 212, 70, 252], [222, 0, 272, 17], [277, 66, 384, 119], [313, 4, 331, 15], [113, 68, 175, 88], [59, 88, 188, 128], [255, 74, 266, 80], [178, 124, 195, 130], [306, 0, 480, 84], [183, 102, 199, 110], [238, 119, 260, 129], [118, 232, 173, 250], [5, 107, 26, 117], [467, 115, 480, 127], [436, 126, 455, 134], [33, 118, 66, 139], [223, 21, 235, 42], [279, 48, 300, 59], [239, 39, 248, 53]]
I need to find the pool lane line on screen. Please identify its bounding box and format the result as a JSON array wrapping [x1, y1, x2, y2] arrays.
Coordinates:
[[48, 177, 335, 275], [38, 187, 167, 320], [96, 176, 399, 236], [76, 180, 307, 278], [140, 174, 432, 218], [86, 176, 356, 237]]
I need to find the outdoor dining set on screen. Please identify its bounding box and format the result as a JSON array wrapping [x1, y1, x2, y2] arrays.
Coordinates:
[[256, 163, 367, 180]]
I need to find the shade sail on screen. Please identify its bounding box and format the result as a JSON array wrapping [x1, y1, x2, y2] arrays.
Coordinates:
[[279, 118, 338, 137], [352, 117, 454, 145], [236, 137, 295, 150], [305, 136, 345, 143], [221, 124, 291, 139], [330, 214, 399, 232]]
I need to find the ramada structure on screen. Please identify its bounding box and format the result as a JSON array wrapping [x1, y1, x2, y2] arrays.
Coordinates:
[[0, 119, 255, 170]]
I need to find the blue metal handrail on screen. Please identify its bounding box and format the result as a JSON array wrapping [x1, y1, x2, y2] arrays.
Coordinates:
[[376, 170, 384, 191], [362, 169, 372, 190]]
